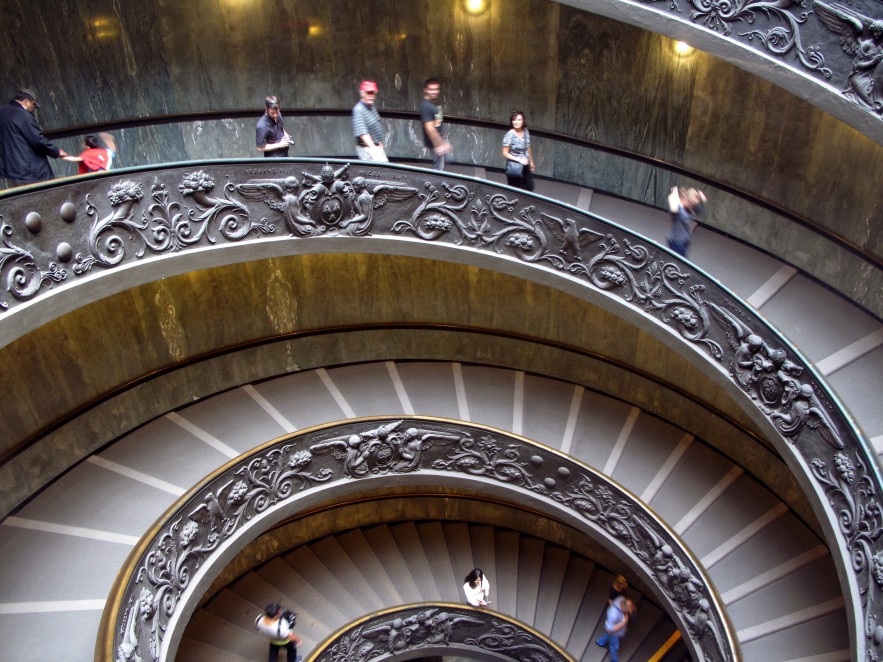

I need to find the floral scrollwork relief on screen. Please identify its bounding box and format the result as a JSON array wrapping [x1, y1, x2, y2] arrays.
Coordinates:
[[640, 0, 832, 76], [0, 222, 65, 308], [111, 420, 737, 662], [386, 174, 879, 656], [811, 449, 883, 653], [116, 443, 332, 661], [75, 172, 273, 275], [314, 605, 567, 662]]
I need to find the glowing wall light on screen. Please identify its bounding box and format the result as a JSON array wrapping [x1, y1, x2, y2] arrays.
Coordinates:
[[673, 41, 694, 57], [464, 0, 490, 16]]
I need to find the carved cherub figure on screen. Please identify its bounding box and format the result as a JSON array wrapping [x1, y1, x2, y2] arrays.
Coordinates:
[[683, 599, 727, 661], [423, 611, 484, 645], [236, 176, 318, 236], [771, 383, 844, 449], [707, 303, 768, 390], [816, 1, 883, 113], [116, 603, 144, 662], [669, 565, 704, 613], [311, 421, 403, 476], [392, 427, 463, 471], [340, 176, 418, 236], [539, 212, 603, 263], [363, 610, 433, 653]]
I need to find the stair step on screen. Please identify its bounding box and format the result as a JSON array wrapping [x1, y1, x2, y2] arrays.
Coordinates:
[[184, 609, 262, 659], [177, 636, 253, 662], [389, 521, 442, 600], [533, 545, 572, 635], [416, 521, 460, 602], [468, 525, 497, 606], [550, 555, 594, 645], [493, 529, 520, 616], [515, 536, 545, 625], [442, 522, 476, 605], [336, 528, 402, 607], [308, 535, 386, 613], [362, 524, 424, 603]]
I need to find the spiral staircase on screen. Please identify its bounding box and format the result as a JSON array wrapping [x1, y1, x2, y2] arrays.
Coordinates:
[[0, 168, 878, 661]]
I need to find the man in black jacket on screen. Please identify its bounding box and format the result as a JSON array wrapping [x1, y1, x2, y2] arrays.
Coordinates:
[[0, 89, 67, 187]]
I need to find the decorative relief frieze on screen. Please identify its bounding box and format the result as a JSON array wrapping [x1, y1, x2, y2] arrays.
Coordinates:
[[816, 1, 883, 114], [637, 0, 883, 118], [110, 420, 735, 662], [1, 161, 875, 659], [0, 222, 65, 308], [314, 605, 569, 662]]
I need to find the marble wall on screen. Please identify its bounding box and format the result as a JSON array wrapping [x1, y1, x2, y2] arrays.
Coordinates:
[[1, 0, 881, 310]]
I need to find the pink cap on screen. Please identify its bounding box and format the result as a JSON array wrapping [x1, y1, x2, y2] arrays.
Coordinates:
[[359, 80, 379, 92]]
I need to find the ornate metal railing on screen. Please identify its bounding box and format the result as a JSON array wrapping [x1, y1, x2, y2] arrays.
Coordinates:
[[0, 159, 877, 659], [100, 418, 736, 662], [34, 108, 881, 277], [308, 602, 575, 662]]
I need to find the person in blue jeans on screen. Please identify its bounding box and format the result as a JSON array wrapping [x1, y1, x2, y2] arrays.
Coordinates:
[[596, 596, 635, 661], [666, 185, 707, 258]]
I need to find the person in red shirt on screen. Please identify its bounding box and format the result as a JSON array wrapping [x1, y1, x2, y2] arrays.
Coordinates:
[[64, 132, 117, 173]]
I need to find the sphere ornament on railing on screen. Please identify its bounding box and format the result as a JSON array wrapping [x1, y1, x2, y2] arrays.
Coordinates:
[[0, 160, 876, 659], [105, 419, 737, 662], [311, 603, 573, 662]]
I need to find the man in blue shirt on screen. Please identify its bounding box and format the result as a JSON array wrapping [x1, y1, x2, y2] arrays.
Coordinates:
[[256, 95, 293, 158], [596, 596, 634, 661]]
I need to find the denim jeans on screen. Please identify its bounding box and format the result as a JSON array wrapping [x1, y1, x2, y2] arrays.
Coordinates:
[[596, 632, 622, 661]]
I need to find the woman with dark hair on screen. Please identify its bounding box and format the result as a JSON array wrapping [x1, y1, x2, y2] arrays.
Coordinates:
[[502, 111, 535, 191], [63, 132, 117, 174], [463, 568, 491, 607]]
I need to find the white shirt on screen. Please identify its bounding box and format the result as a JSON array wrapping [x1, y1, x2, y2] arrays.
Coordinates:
[[255, 615, 292, 645], [463, 576, 490, 606]]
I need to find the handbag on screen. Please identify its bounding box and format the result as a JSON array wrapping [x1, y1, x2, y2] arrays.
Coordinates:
[[506, 160, 524, 178]]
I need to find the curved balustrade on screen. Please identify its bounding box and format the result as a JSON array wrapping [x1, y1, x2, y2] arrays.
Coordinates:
[[100, 418, 737, 662], [19, 109, 881, 317], [1, 159, 879, 658], [310, 602, 574, 662], [39, 109, 879, 272]]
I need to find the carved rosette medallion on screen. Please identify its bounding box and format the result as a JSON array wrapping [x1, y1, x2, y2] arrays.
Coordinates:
[[313, 604, 571, 662], [108, 419, 736, 662]]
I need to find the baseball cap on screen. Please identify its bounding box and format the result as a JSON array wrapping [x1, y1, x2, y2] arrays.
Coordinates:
[[359, 80, 379, 93], [18, 88, 39, 108]]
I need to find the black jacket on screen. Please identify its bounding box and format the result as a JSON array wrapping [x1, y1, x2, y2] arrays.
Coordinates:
[[0, 101, 60, 183]]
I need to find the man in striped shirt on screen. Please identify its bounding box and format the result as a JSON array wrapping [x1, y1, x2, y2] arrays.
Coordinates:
[[352, 80, 388, 162]]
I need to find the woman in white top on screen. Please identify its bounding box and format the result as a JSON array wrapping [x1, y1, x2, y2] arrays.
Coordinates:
[[463, 568, 491, 607], [502, 110, 535, 191]]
